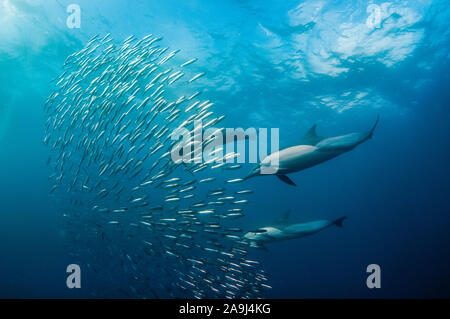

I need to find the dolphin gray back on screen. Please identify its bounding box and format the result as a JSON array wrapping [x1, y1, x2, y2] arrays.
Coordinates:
[[315, 115, 379, 152]]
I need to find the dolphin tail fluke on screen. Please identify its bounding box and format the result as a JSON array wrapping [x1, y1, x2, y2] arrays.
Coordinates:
[[277, 175, 296, 186], [368, 115, 380, 139], [333, 216, 347, 227]]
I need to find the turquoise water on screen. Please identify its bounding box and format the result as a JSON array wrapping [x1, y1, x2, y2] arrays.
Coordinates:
[[0, 0, 449, 298]]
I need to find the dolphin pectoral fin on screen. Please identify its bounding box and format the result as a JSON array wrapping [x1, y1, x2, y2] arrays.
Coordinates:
[[277, 175, 296, 186], [248, 240, 267, 250], [252, 242, 268, 251]]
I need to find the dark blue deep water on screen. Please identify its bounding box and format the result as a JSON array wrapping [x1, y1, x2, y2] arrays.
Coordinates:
[[0, 0, 449, 298]]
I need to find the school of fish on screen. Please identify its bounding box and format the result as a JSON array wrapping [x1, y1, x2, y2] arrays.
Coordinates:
[[44, 33, 271, 298]]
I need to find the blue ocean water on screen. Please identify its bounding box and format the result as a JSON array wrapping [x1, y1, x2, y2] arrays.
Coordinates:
[[0, 0, 449, 298]]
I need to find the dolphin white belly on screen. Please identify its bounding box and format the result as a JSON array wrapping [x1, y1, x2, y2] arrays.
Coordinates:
[[262, 145, 341, 174]]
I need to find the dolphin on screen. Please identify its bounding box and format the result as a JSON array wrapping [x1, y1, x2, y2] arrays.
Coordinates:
[[245, 116, 379, 186], [243, 211, 347, 249]]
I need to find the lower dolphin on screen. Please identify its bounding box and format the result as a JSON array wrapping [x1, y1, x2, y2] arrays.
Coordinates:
[[243, 213, 347, 249]]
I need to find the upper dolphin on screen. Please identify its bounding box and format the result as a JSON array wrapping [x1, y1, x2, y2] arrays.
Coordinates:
[[245, 116, 379, 186]]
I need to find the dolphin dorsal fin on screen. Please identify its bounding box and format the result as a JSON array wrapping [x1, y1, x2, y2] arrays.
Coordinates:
[[300, 124, 323, 146], [273, 210, 291, 228]]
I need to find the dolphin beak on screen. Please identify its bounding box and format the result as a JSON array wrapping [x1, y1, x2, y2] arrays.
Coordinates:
[[244, 165, 260, 180]]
